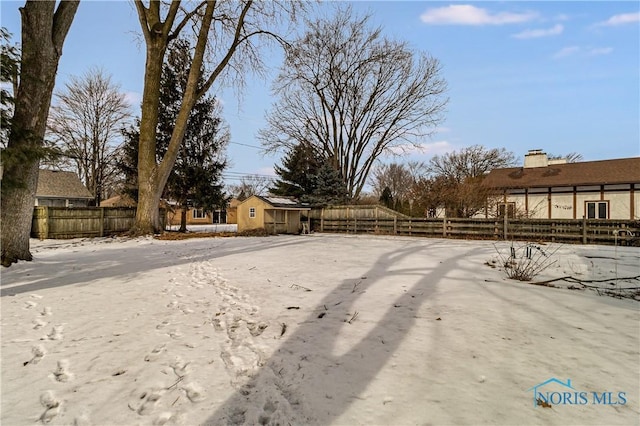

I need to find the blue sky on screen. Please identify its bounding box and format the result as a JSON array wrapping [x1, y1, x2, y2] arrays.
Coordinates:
[[1, 1, 638, 189]]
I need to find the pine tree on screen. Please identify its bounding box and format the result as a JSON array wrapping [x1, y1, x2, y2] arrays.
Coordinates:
[[271, 143, 348, 205], [119, 39, 229, 232], [271, 143, 321, 199]]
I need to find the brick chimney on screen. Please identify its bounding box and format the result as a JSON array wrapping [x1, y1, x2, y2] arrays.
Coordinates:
[[524, 149, 548, 168]]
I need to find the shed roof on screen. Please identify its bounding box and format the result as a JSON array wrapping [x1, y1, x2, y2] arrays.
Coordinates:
[[36, 169, 92, 199], [243, 194, 310, 210], [483, 157, 640, 189]]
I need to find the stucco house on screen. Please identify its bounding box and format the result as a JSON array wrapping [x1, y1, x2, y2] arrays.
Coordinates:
[[236, 195, 310, 234], [483, 150, 640, 220], [101, 194, 220, 226], [35, 169, 93, 207]]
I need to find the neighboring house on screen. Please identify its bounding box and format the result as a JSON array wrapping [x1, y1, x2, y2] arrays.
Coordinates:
[[101, 194, 210, 227], [35, 169, 93, 207], [225, 198, 241, 224], [165, 205, 216, 226], [483, 150, 640, 220], [100, 194, 136, 207], [237, 195, 310, 234]]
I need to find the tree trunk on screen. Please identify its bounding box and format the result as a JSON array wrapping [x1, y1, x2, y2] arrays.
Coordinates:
[[1, 1, 79, 267], [131, 34, 165, 235], [179, 207, 187, 233]]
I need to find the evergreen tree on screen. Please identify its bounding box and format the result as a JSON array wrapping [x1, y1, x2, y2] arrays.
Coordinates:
[[271, 143, 348, 205], [307, 163, 349, 205], [379, 186, 393, 209], [271, 143, 321, 199], [119, 39, 229, 232]]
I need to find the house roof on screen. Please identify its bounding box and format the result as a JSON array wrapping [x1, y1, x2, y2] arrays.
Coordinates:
[[101, 194, 137, 207], [483, 157, 640, 189], [36, 169, 92, 199], [243, 194, 310, 210]]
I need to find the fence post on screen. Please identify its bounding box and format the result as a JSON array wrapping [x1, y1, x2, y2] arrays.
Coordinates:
[[354, 215, 357, 234], [375, 207, 379, 234], [320, 208, 324, 233], [99, 207, 105, 237], [442, 215, 447, 238], [393, 216, 397, 234], [409, 217, 412, 236], [582, 216, 587, 244], [503, 214, 508, 240]]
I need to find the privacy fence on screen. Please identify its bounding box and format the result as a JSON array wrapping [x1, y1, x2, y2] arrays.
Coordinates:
[[31, 207, 165, 239], [309, 206, 639, 246]]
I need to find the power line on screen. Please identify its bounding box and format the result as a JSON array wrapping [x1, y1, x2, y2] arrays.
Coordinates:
[[228, 141, 264, 150]]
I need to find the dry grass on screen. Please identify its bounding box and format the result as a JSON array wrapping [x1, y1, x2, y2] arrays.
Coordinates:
[[154, 232, 236, 241]]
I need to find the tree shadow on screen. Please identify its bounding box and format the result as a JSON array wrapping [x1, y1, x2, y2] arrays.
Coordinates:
[[204, 239, 475, 425], [0, 236, 309, 296]]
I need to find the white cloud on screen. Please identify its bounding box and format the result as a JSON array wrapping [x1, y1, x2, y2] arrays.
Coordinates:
[[553, 46, 614, 59], [420, 5, 537, 26], [123, 91, 142, 108], [595, 12, 640, 27], [587, 47, 613, 56], [512, 24, 563, 39], [553, 46, 580, 59]]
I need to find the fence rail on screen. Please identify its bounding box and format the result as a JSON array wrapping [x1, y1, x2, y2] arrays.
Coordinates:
[[31, 207, 165, 239], [310, 216, 639, 246]]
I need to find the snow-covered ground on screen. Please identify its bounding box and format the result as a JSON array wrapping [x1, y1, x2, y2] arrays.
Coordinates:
[[1, 234, 638, 426], [166, 224, 237, 233]]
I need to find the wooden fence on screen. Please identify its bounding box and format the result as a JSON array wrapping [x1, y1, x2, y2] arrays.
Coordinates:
[[31, 207, 165, 239], [310, 214, 639, 246]]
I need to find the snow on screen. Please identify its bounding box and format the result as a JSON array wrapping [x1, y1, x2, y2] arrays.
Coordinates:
[[1, 233, 638, 425], [167, 224, 237, 233]]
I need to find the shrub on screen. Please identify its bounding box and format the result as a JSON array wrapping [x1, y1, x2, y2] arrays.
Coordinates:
[[493, 242, 561, 281]]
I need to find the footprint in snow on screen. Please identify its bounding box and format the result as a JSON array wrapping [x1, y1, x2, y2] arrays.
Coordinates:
[[181, 382, 206, 402], [258, 400, 278, 425], [52, 359, 73, 382], [170, 356, 189, 377], [33, 318, 47, 330], [44, 325, 63, 341], [129, 388, 166, 415], [39, 391, 61, 424], [247, 321, 269, 337], [24, 345, 46, 366], [145, 344, 167, 362]]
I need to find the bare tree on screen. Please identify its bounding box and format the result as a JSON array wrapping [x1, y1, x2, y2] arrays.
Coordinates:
[[228, 175, 273, 200], [260, 7, 447, 199], [370, 161, 426, 200], [427, 145, 516, 218], [47, 67, 130, 205], [1, 1, 79, 267], [548, 152, 583, 163], [131, 0, 301, 234]]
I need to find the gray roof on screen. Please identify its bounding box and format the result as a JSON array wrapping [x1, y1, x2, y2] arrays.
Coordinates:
[[36, 169, 92, 199], [252, 195, 310, 210]]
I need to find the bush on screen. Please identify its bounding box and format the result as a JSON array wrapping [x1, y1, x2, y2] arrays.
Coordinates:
[[493, 242, 561, 281], [236, 228, 271, 237]]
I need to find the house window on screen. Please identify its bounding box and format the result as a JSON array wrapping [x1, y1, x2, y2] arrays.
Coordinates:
[[249, 207, 256, 218], [586, 201, 608, 219], [192, 208, 206, 219], [497, 202, 515, 218]]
